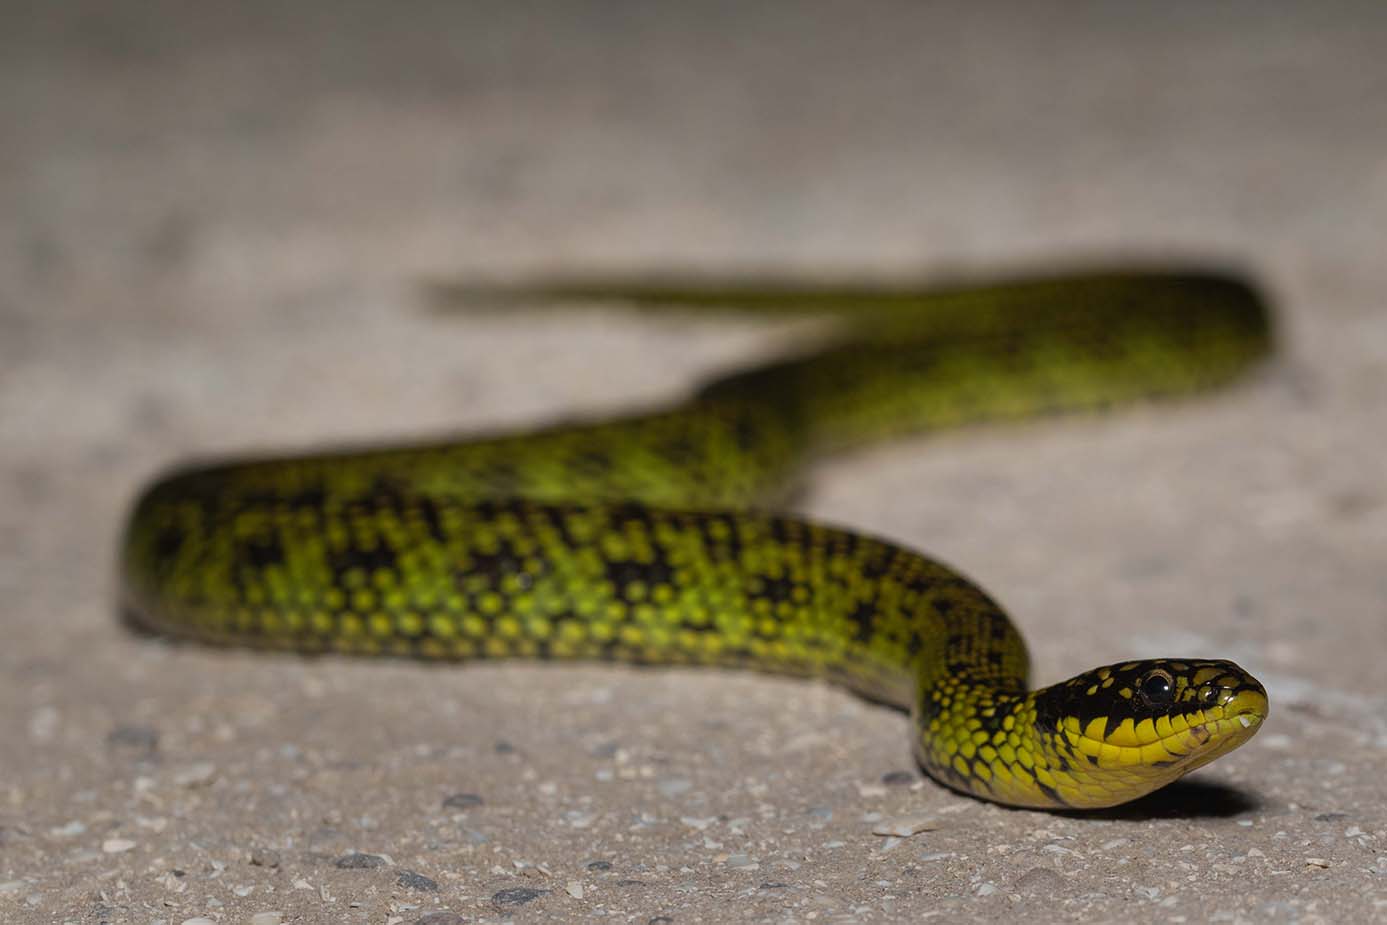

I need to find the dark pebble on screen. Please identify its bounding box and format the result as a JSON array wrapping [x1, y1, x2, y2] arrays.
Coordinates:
[[881, 770, 916, 786], [1313, 812, 1349, 822], [590, 742, 620, 758], [335, 852, 387, 869], [107, 724, 160, 755], [616, 879, 647, 887], [494, 741, 516, 754], [492, 887, 547, 909], [649, 917, 674, 924], [759, 882, 789, 890], [442, 793, 484, 810], [415, 914, 467, 925], [250, 848, 281, 868], [585, 860, 612, 871], [398, 870, 439, 892]]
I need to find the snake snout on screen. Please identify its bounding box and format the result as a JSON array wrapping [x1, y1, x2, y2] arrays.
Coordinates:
[[1219, 683, 1270, 730]]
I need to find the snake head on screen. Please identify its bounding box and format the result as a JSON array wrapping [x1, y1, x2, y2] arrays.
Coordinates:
[[1026, 658, 1269, 808]]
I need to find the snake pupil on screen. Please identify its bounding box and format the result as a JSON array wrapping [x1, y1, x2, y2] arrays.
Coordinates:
[[1139, 670, 1174, 703]]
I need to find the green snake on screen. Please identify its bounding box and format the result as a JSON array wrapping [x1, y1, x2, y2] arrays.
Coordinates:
[[120, 270, 1271, 810]]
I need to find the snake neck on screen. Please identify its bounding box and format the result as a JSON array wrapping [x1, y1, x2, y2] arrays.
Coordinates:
[[912, 670, 1049, 807]]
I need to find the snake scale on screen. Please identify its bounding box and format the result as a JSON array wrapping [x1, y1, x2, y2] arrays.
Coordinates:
[[121, 270, 1271, 809]]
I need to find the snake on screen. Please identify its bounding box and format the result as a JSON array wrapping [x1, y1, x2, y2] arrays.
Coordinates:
[[120, 270, 1272, 810]]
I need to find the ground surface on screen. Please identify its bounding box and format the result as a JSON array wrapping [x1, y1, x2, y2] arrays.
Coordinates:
[[3, 3, 1386, 923]]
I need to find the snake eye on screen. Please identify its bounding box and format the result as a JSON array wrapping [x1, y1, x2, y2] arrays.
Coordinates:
[[1138, 669, 1174, 704]]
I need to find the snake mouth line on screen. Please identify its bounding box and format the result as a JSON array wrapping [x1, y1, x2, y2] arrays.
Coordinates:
[[1153, 699, 1268, 765], [1069, 688, 1268, 770]]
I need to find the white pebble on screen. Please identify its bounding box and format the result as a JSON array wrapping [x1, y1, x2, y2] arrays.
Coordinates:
[[102, 838, 136, 854], [249, 913, 284, 925], [871, 814, 939, 838], [173, 762, 218, 787], [565, 881, 584, 899], [28, 706, 59, 741]]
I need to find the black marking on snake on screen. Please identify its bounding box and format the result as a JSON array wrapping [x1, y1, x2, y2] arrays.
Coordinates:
[[413, 496, 448, 545], [239, 532, 286, 569], [154, 525, 186, 560], [459, 545, 524, 584]]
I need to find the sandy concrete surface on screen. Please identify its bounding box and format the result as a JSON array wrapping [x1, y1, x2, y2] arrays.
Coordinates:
[[3, 3, 1386, 923]]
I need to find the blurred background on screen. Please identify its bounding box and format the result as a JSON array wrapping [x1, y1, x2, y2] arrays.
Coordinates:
[[6, 3, 1382, 311], [2, 2, 1385, 921]]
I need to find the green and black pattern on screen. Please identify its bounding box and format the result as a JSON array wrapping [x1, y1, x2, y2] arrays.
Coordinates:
[[121, 270, 1271, 809]]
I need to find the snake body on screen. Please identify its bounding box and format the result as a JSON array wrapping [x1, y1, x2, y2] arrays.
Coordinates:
[[121, 271, 1271, 809]]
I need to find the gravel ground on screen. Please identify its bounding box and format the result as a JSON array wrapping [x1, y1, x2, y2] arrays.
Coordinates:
[[3, 3, 1386, 923]]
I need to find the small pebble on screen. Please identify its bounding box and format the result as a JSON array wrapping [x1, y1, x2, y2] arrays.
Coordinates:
[[657, 778, 692, 797], [107, 724, 160, 755], [442, 793, 483, 810], [881, 771, 916, 786], [1306, 858, 1330, 868], [249, 914, 284, 925], [493, 887, 547, 909], [871, 815, 939, 838], [565, 880, 584, 899], [102, 838, 136, 854], [181, 919, 216, 925], [172, 763, 217, 787], [586, 860, 612, 871], [415, 914, 467, 925], [335, 852, 387, 869], [250, 848, 281, 868], [397, 870, 439, 892]]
